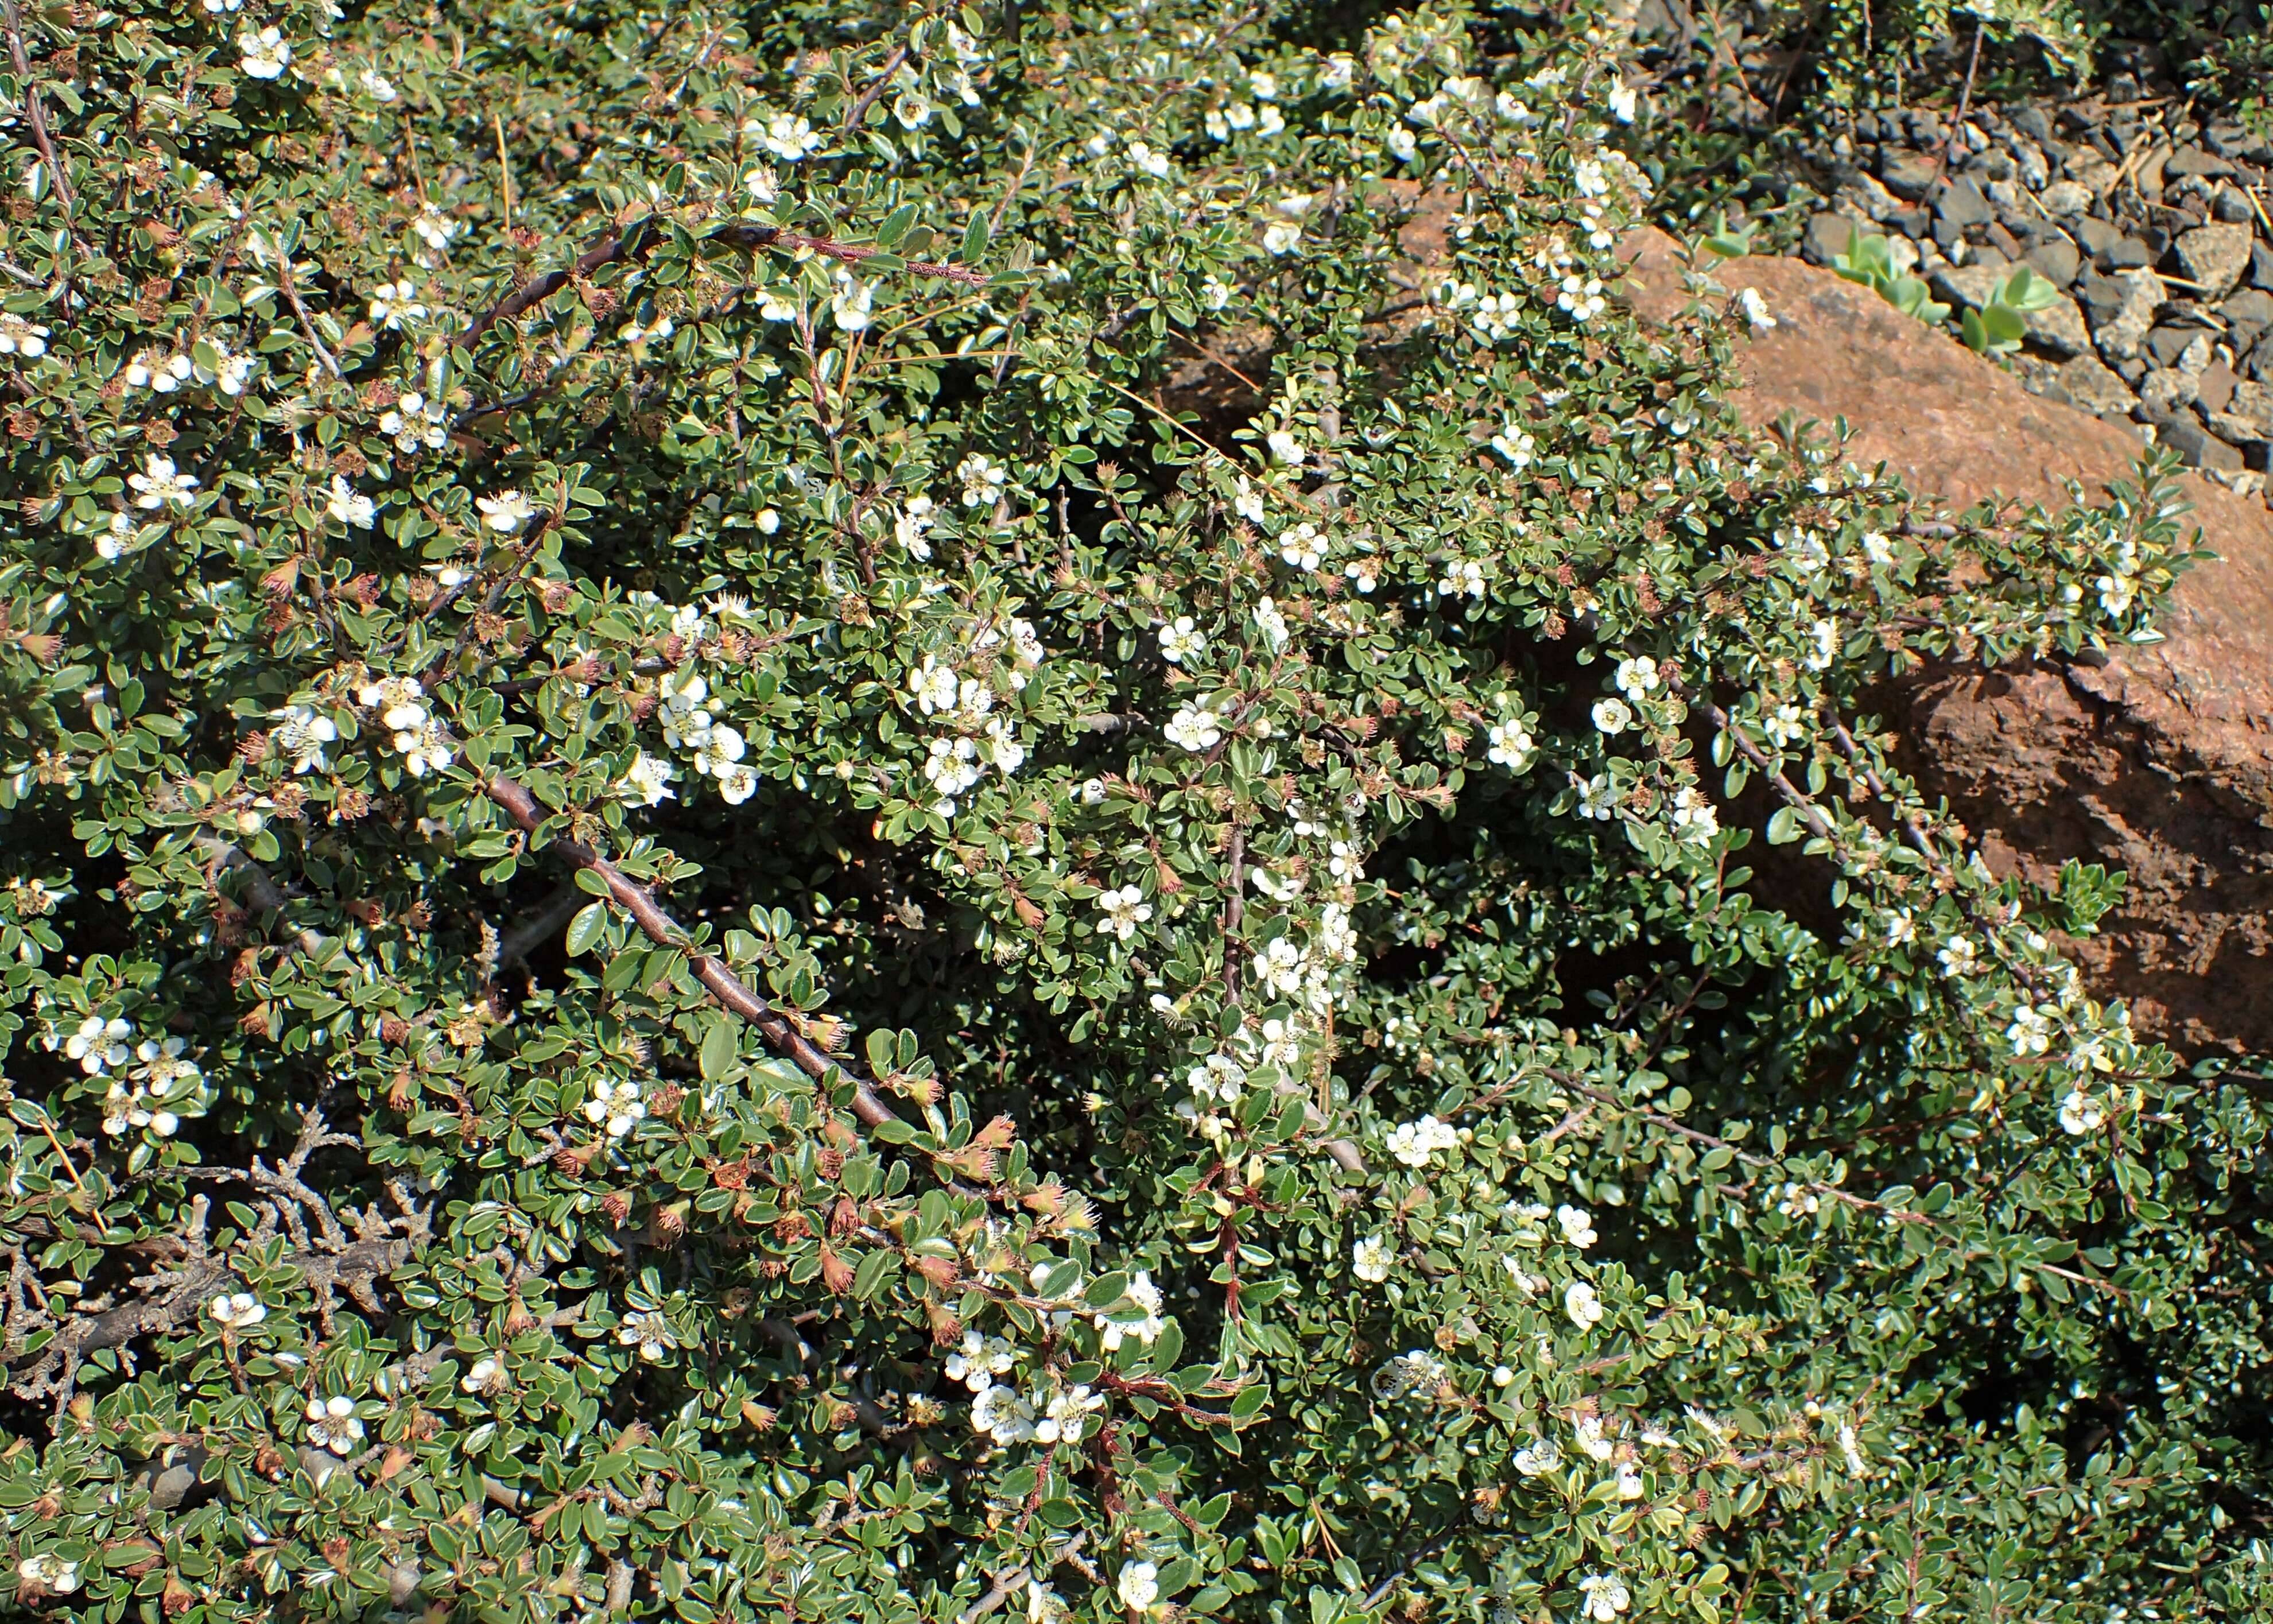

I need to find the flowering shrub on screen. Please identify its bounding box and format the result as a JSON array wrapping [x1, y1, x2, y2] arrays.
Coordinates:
[[2, 2, 2268, 1621]]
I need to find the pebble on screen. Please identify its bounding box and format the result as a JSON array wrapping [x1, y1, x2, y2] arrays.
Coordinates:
[[1879, 148, 1941, 201], [1936, 178, 1996, 228], [2092, 269, 2166, 362], [2026, 293, 2093, 358], [2055, 354, 2140, 416], [2175, 222, 2255, 297], [2039, 179, 2095, 216], [2024, 237, 2083, 286]]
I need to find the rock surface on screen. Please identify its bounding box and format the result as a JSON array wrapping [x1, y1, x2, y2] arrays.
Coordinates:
[[1620, 232, 2273, 1052]]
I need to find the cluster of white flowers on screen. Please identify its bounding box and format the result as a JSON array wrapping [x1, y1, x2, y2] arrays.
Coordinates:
[[102, 1036, 203, 1138], [2058, 1088, 2109, 1135], [358, 675, 455, 778], [369, 278, 427, 330], [649, 668, 757, 805], [948, 1325, 1108, 1447], [1668, 784, 1720, 844], [379, 389, 451, 454], [1386, 1113, 1460, 1168], [902, 625, 1041, 818]]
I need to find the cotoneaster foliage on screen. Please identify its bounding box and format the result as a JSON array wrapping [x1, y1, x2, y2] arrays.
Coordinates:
[[1, 2, 2268, 1622]]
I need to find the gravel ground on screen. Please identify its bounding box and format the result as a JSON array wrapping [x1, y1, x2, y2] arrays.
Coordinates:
[[1781, 92, 2273, 499]]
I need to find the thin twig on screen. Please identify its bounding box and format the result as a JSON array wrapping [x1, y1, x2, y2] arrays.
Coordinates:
[[1926, 20, 1986, 199], [2, 0, 76, 215], [843, 42, 910, 133]]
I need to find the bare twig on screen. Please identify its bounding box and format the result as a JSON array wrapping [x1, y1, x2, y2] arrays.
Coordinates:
[[483, 775, 906, 1133], [843, 42, 910, 133], [2, 0, 77, 216]]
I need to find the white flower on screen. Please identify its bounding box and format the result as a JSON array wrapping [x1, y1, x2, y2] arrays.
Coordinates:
[[1608, 82, 1639, 122], [461, 1356, 505, 1394], [893, 90, 934, 129], [1279, 521, 1326, 572], [369, 278, 426, 329], [1486, 719, 1533, 769], [1573, 1414, 1615, 1460], [972, 1383, 1037, 1445], [412, 210, 458, 253], [1564, 1279, 1604, 1330], [1491, 422, 1535, 466], [1253, 596, 1289, 650], [923, 737, 983, 813], [359, 67, 397, 100], [0, 312, 49, 358], [271, 704, 338, 774], [305, 1394, 364, 1454], [616, 1309, 679, 1362], [946, 1331, 1019, 1392], [1577, 1573, 1631, 1622], [691, 723, 746, 780], [1937, 935, 1977, 977], [1262, 219, 1302, 254], [1266, 429, 1305, 467], [1615, 656, 1660, 699], [619, 751, 676, 807], [761, 112, 824, 161], [1556, 1205, 1597, 1249], [829, 270, 874, 332], [957, 452, 1008, 507], [895, 495, 937, 559], [2097, 572, 2136, 615], [1097, 1270, 1166, 1350], [1575, 773, 1616, 820], [1126, 139, 1171, 179], [394, 720, 455, 778], [380, 389, 450, 452], [129, 454, 199, 510], [1386, 126, 1419, 162], [476, 489, 535, 534], [1164, 703, 1221, 752], [1159, 615, 1206, 664], [1034, 1384, 1102, 1445], [95, 511, 137, 561], [1615, 1460, 1644, 1498], [1116, 1561, 1159, 1612], [2007, 1004, 2054, 1058], [1558, 274, 1606, 322], [1234, 476, 1267, 521], [908, 656, 960, 715], [1352, 1233, 1392, 1282], [239, 26, 290, 78], [717, 763, 759, 805], [1863, 530, 1895, 565], [1670, 785, 1719, 843], [1386, 1115, 1458, 1168], [65, 1016, 133, 1075], [359, 675, 428, 731], [1886, 910, 1917, 947], [16, 1555, 81, 1595], [1738, 287, 1776, 332], [1805, 619, 1838, 670], [1437, 559, 1485, 598], [1782, 528, 1830, 575], [1592, 697, 1632, 735], [2058, 1089, 2108, 1135], [325, 475, 375, 529], [1512, 1439, 1560, 1475], [208, 1292, 266, 1329], [1763, 701, 1807, 747], [1096, 885, 1153, 941], [584, 1078, 646, 1138]]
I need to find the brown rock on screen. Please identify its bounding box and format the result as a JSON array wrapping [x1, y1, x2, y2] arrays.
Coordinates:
[[1620, 231, 2273, 1052]]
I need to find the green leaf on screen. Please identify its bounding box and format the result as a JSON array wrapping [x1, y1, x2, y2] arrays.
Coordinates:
[[565, 901, 608, 956], [699, 1016, 738, 1081]]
